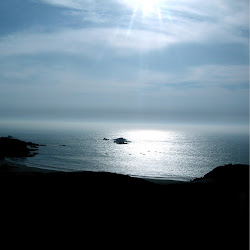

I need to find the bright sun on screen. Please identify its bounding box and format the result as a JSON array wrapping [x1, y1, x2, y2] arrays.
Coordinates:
[[123, 0, 162, 16]]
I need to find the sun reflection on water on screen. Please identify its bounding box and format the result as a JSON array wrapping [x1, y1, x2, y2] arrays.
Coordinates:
[[100, 128, 208, 180], [126, 129, 174, 141], [118, 129, 178, 160]]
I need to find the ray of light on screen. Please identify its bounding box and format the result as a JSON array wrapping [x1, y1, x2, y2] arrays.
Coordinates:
[[126, 5, 139, 37]]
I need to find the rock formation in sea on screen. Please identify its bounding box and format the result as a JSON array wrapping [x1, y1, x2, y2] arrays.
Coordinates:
[[113, 137, 130, 144]]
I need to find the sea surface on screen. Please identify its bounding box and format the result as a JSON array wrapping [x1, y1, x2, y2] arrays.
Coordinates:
[[1, 124, 249, 181]]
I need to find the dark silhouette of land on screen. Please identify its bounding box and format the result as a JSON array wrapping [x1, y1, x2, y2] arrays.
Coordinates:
[[0, 136, 248, 248], [0, 136, 40, 158]]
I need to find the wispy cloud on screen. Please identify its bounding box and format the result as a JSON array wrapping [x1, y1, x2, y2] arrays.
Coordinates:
[[0, 20, 247, 59], [187, 65, 249, 88], [37, 0, 248, 44], [0, 55, 248, 124], [0, 28, 177, 57], [139, 64, 249, 90], [37, 0, 97, 10], [31, 0, 249, 50]]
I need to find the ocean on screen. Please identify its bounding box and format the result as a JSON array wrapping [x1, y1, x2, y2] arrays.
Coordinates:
[[1, 123, 249, 181]]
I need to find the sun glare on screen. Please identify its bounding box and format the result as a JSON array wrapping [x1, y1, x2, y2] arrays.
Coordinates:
[[122, 0, 163, 37], [123, 0, 162, 16]]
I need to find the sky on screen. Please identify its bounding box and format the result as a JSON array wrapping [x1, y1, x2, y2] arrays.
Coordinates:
[[0, 0, 249, 129]]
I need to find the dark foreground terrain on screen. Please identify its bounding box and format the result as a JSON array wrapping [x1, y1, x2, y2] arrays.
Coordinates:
[[0, 162, 248, 248], [0, 136, 249, 249]]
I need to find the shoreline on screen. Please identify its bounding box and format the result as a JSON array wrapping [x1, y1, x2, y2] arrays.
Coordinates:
[[0, 158, 57, 174], [0, 157, 189, 184], [0, 158, 248, 185]]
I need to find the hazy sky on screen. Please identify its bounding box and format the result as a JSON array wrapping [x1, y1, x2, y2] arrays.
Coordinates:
[[0, 0, 249, 127]]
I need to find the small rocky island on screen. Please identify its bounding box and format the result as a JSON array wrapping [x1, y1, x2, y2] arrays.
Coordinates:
[[113, 137, 130, 144]]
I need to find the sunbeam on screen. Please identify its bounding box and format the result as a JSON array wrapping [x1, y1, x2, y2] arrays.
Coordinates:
[[126, 6, 139, 36], [122, 0, 163, 16]]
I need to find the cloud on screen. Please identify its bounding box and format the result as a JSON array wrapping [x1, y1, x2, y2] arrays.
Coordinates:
[[37, 0, 97, 10], [0, 28, 177, 57], [0, 19, 247, 59], [0, 0, 248, 125], [135, 64, 249, 90], [0, 0, 246, 59], [187, 65, 249, 87], [0, 55, 248, 124], [34, 0, 248, 47]]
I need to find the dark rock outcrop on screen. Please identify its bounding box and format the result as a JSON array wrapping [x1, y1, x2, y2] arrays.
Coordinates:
[[194, 164, 248, 181], [193, 164, 249, 190], [0, 136, 40, 158], [113, 137, 130, 144]]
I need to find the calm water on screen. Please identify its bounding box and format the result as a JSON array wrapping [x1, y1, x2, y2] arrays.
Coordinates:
[[1, 125, 249, 181]]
